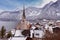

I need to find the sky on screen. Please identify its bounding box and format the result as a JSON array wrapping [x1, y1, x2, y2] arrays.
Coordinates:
[[0, 0, 57, 11]]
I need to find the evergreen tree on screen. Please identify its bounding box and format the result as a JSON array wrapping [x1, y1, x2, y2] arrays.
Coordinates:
[[0, 26, 6, 38]]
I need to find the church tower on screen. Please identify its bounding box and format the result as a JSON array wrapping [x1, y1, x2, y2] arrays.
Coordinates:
[[22, 6, 26, 21], [16, 5, 31, 30]]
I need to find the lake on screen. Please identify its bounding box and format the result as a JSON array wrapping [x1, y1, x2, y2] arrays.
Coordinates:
[[0, 21, 18, 31]]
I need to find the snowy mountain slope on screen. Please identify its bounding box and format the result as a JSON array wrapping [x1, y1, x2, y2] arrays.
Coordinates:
[[0, 11, 20, 21], [0, 7, 42, 21], [40, 0, 60, 20], [0, 0, 60, 21]]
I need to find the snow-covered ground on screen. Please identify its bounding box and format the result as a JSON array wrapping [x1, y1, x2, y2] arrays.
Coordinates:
[[8, 37, 27, 40], [8, 29, 45, 40], [8, 30, 27, 40]]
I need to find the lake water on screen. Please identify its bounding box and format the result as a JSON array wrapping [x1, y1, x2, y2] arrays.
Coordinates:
[[0, 21, 18, 31]]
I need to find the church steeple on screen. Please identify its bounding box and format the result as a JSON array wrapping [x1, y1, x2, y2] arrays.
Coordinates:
[[16, 5, 31, 30], [22, 5, 26, 20]]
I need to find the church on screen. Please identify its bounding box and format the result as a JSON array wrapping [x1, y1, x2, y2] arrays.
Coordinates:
[[16, 6, 31, 30], [9, 6, 31, 40]]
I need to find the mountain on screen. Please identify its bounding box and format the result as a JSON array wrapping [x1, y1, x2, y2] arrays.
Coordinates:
[[0, 0, 60, 21], [41, 0, 60, 20], [0, 11, 20, 21], [0, 7, 42, 21], [38, 1, 54, 19], [24, 7, 42, 20]]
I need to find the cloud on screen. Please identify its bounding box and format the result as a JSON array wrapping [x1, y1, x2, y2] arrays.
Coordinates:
[[0, 0, 57, 11], [0, 9, 4, 13], [41, 0, 57, 7], [34, 0, 57, 8]]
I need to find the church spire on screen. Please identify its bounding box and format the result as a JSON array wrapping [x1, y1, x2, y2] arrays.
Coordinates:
[[22, 5, 26, 20]]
